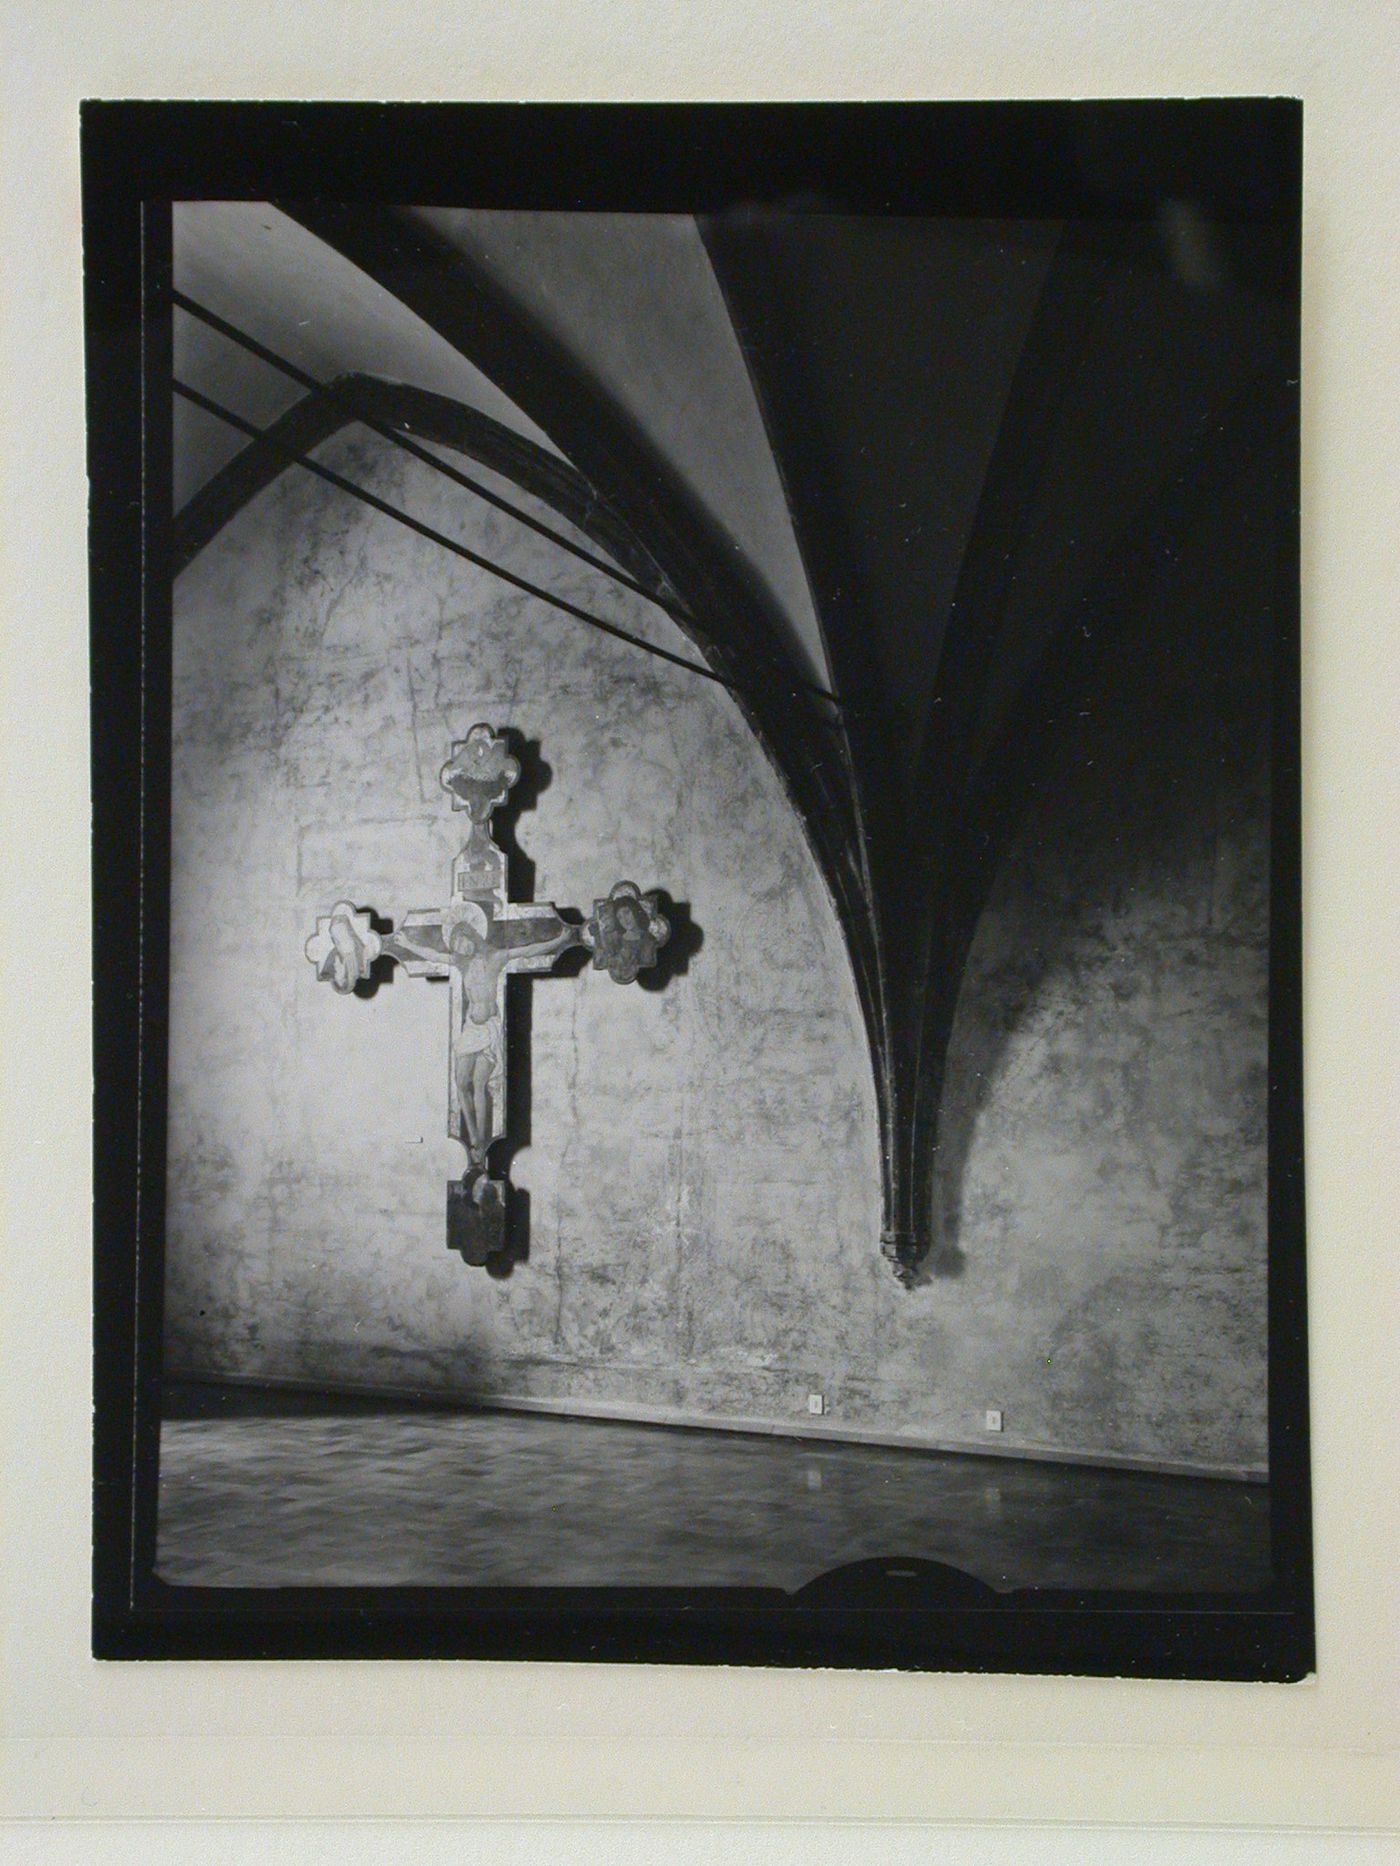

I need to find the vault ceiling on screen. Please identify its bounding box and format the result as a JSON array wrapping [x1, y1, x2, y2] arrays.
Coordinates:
[[172, 203, 563, 510]]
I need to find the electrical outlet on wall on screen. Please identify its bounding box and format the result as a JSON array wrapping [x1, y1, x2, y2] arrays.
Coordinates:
[[807, 1393, 825, 1415], [984, 1408, 1004, 1432]]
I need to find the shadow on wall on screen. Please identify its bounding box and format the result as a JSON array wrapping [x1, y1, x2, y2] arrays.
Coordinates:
[[471, 727, 705, 990], [927, 658, 1270, 1283]]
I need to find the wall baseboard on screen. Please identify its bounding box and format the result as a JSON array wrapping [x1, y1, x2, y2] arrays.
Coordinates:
[[165, 1365, 1269, 1484]]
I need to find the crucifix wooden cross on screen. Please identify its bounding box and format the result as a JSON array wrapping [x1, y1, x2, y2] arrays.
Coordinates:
[[304, 724, 671, 1266]]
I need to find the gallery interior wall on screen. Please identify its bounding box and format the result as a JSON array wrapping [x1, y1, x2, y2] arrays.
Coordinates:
[[165, 422, 1271, 1476]]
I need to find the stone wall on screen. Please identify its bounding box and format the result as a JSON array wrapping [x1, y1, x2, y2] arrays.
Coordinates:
[[165, 427, 1270, 1473], [927, 653, 1270, 1470]]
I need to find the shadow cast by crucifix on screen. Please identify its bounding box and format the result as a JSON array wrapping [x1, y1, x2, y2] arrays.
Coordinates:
[[485, 728, 551, 903]]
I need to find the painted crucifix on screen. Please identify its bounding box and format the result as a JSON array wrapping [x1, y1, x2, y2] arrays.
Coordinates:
[[304, 724, 670, 1266]]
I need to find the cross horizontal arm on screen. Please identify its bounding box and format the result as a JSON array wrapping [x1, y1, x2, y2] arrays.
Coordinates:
[[306, 882, 671, 996], [495, 911, 582, 974], [379, 928, 454, 976], [303, 901, 587, 993]]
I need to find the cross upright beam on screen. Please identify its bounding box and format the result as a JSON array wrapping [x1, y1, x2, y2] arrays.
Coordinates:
[[305, 724, 671, 1265]]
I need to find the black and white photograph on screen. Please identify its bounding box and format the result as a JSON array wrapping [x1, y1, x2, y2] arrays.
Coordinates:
[[86, 100, 1310, 1676]]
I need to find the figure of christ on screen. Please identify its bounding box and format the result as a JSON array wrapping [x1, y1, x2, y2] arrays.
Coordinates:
[[444, 904, 577, 1172]]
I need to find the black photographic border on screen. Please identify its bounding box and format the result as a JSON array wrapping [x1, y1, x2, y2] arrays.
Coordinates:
[[85, 98, 1311, 1677]]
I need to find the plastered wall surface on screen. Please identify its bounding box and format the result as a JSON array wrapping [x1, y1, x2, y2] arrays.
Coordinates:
[[917, 444, 1273, 1474], [931, 664, 1270, 1470], [166, 430, 1268, 1472]]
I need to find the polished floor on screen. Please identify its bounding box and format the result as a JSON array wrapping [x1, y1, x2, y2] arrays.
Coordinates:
[[156, 1383, 1270, 1593]]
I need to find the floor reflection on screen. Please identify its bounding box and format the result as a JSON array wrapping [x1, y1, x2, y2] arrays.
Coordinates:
[[156, 1383, 1270, 1592]]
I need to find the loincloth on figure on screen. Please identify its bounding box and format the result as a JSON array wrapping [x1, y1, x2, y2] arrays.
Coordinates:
[[454, 1009, 504, 1129]]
